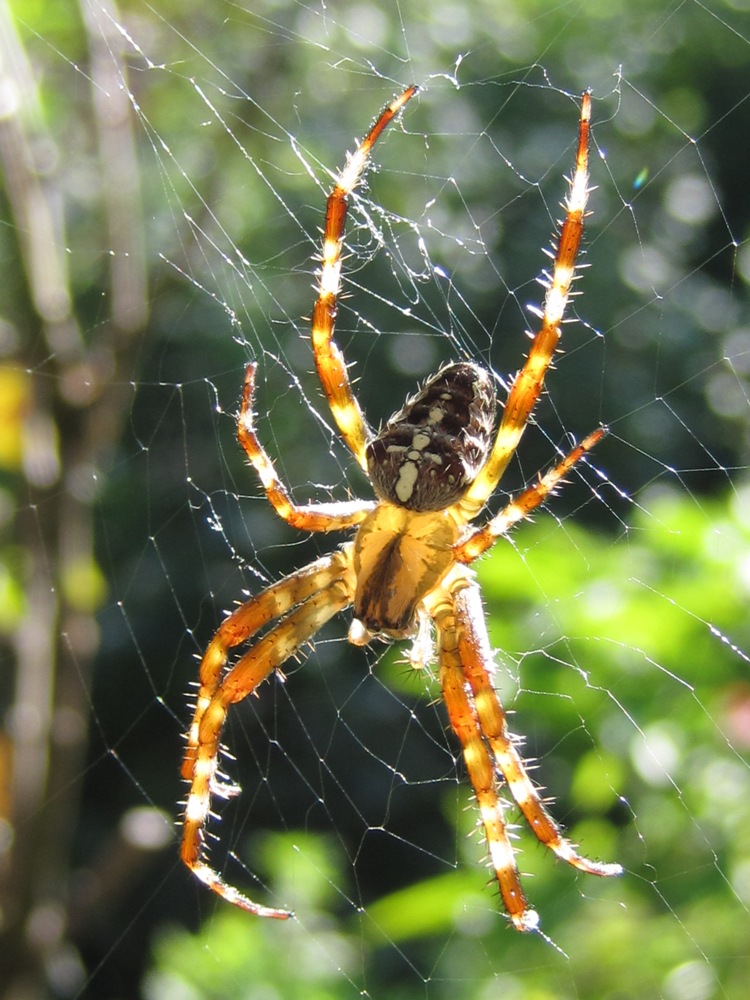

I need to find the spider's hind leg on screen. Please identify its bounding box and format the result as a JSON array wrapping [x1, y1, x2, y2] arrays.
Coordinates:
[[457, 92, 593, 520], [310, 85, 418, 470]]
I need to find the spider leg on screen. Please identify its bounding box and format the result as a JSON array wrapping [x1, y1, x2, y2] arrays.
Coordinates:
[[182, 549, 355, 781], [311, 85, 418, 471], [454, 426, 606, 564], [238, 363, 375, 531], [429, 568, 621, 930], [181, 547, 354, 917], [458, 92, 592, 519], [431, 572, 536, 931], [452, 579, 623, 881]]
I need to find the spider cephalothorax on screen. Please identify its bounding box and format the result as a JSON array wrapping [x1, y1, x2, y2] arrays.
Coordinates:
[[181, 85, 621, 932]]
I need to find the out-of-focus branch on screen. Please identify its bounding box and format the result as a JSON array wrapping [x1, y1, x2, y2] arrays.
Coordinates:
[[0, 0, 150, 993], [83, 0, 148, 338], [0, 0, 82, 361]]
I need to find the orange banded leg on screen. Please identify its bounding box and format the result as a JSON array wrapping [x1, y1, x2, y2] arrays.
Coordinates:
[[181, 556, 354, 918], [454, 426, 606, 564], [433, 590, 537, 931], [238, 363, 375, 532], [460, 92, 592, 517], [311, 85, 418, 470], [453, 580, 622, 880], [182, 549, 355, 783]]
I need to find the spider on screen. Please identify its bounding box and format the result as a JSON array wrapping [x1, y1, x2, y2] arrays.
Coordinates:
[[181, 85, 622, 932]]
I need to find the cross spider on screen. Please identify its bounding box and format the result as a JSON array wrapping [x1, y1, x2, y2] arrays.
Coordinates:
[[181, 85, 622, 932]]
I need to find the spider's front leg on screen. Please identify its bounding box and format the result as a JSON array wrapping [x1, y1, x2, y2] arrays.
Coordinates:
[[182, 552, 356, 782], [430, 568, 621, 932], [181, 548, 355, 918], [430, 569, 537, 931]]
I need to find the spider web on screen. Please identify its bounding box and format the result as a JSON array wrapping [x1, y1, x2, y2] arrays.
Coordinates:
[[2, 1, 750, 998]]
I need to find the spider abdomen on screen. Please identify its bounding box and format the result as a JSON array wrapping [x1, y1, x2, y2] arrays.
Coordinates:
[[365, 362, 497, 512]]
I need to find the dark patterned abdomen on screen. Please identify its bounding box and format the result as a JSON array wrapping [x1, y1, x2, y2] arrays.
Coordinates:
[[365, 362, 497, 511]]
